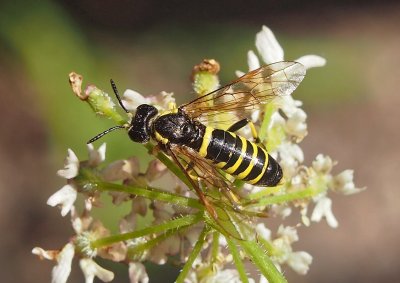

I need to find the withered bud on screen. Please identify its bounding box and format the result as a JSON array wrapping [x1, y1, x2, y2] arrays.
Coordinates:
[[69, 72, 88, 100], [192, 59, 220, 79]]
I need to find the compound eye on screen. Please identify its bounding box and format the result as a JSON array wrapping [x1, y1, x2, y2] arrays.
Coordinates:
[[182, 124, 191, 135]]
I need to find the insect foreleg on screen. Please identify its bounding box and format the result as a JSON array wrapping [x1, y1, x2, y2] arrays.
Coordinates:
[[227, 118, 260, 144]]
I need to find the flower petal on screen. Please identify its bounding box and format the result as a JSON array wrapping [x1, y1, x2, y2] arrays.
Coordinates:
[[311, 196, 338, 228], [312, 154, 334, 174], [247, 50, 260, 71], [122, 89, 148, 111], [32, 247, 58, 260], [296, 55, 326, 69], [256, 223, 272, 240], [47, 184, 77, 217], [57, 149, 79, 179], [129, 262, 149, 283], [51, 243, 75, 283], [87, 143, 106, 167], [256, 26, 284, 64], [332, 170, 366, 195], [79, 258, 114, 283], [287, 251, 312, 275], [235, 70, 245, 77]]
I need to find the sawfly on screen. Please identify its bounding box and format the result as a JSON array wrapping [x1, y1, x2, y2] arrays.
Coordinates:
[[88, 61, 306, 239]]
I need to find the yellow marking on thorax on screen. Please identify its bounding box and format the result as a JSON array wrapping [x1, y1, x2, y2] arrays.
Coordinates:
[[159, 108, 178, 115], [247, 147, 269, 184], [237, 141, 258, 179], [199, 127, 214, 157], [225, 136, 247, 174], [154, 131, 169, 145], [153, 108, 178, 145]]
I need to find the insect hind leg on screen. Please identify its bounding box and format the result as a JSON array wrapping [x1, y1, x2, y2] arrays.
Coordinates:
[[227, 118, 260, 144]]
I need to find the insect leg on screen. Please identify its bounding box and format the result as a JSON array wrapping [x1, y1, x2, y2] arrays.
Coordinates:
[[227, 118, 260, 143], [166, 146, 217, 219]]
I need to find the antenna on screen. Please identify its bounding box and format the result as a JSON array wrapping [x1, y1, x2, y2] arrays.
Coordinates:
[[110, 79, 129, 113], [87, 125, 126, 144]]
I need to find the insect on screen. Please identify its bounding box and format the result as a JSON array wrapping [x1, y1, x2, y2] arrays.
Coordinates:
[[88, 61, 306, 238]]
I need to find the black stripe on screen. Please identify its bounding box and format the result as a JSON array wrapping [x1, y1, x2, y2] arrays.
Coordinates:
[[212, 130, 236, 163], [232, 140, 254, 176], [243, 145, 266, 182], [254, 154, 283, 186], [222, 135, 243, 170], [205, 129, 224, 161]]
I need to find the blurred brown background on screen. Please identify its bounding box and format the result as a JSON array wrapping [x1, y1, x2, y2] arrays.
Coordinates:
[[0, 0, 399, 282]]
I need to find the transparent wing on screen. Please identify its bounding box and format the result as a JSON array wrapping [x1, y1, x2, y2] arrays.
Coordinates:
[[168, 144, 255, 240], [180, 61, 306, 128]]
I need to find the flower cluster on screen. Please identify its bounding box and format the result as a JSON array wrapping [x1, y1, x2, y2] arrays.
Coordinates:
[[33, 26, 364, 283]]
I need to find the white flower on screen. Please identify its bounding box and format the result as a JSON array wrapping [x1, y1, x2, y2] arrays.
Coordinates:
[[79, 258, 114, 283], [311, 196, 338, 228], [101, 157, 140, 183], [122, 89, 148, 111], [287, 251, 313, 275], [32, 247, 58, 260], [276, 142, 304, 178], [47, 184, 78, 217], [272, 204, 292, 218], [149, 235, 180, 265], [277, 225, 299, 243], [256, 223, 272, 240], [57, 149, 79, 179], [332, 170, 365, 195], [312, 154, 334, 174], [51, 243, 75, 283], [122, 89, 175, 112], [255, 26, 283, 65], [269, 226, 313, 275], [87, 143, 106, 167], [129, 262, 149, 283], [243, 25, 326, 72]]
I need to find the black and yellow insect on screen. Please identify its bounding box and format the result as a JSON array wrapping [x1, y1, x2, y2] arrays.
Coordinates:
[[89, 61, 306, 236]]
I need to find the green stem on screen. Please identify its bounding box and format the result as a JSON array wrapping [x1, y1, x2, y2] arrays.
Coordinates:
[[210, 231, 220, 265], [91, 213, 202, 249], [240, 240, 287, 283], [245, 187, 323, 208], [127, 224, 190, 260], [259, 102, 276, 142], [93, 182, 202, 209], [175, 227, 209, 283], [226, 238, 249, 283]]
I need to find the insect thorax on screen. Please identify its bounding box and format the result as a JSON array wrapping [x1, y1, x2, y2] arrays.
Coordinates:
[[153, 111, 205, 148]]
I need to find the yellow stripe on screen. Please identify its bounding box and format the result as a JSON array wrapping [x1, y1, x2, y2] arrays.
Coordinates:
[[154, 131, 169, 145], [199, 127, 213, 157], [216, 132, 236, 168], [216, 161, 227, 168], [225, 136, 247, 174], [237, 141, 258, 179], [247, 147, 269, 184]]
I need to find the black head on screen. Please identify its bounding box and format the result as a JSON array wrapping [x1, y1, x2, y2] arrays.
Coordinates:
[[153, 113, 199, 145], [128, 104, 158, 143]]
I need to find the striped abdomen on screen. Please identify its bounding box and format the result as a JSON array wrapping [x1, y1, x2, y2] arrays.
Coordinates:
[[196, 127, 282, 187]]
